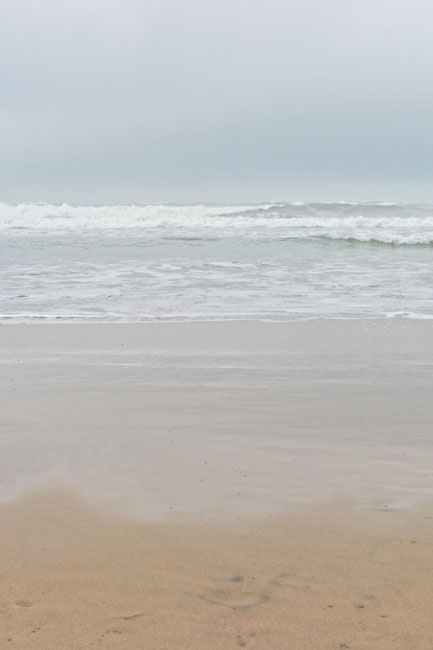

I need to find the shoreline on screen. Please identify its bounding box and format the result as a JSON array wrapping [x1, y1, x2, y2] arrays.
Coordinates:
[[1, 312, 433, 324], [2, 316, 433, 354]]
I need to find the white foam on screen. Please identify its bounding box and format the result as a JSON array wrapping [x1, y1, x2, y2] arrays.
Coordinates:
[[1, 203, 432, 245], [324, 230, 433, 245], [0, 202, 265, 230]]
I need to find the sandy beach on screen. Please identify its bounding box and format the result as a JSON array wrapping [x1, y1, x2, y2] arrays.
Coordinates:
[[1, 319, 433, 648], [1, 491, 433, 650], [4, 0, 433, 645]]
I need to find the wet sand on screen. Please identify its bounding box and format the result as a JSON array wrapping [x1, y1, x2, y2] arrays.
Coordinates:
[[1, 320, 433, 647], [1, 319, 433, 515]]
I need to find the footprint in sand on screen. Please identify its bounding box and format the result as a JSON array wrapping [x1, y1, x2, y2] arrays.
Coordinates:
[[98, 628, 124, 642], [270, 572, 311, 590], [199, 591, 269, 610], [198, 577, 269, 610]]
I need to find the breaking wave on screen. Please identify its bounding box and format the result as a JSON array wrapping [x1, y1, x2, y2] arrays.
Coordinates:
[[1, 201, 432, 245]]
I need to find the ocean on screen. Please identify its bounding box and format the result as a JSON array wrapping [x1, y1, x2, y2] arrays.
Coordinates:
[[1, 200, 433, 322]]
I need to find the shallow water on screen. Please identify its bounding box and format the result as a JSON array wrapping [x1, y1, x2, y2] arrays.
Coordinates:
[[1, 201, 433, 321]]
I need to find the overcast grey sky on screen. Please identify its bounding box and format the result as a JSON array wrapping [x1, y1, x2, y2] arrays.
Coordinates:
[[1, 0, 433, 203]]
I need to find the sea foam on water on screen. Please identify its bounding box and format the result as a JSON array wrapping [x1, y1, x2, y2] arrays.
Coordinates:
[[1, 201, 432, 321]]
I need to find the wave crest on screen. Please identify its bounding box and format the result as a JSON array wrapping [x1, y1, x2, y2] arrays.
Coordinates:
[[1, 201, 432, 245]]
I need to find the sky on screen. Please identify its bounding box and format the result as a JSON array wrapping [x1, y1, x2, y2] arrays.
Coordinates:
[[1, 0, 433, 203]]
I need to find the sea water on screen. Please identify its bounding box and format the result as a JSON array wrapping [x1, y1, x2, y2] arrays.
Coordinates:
[[1, 201, 432, 321]]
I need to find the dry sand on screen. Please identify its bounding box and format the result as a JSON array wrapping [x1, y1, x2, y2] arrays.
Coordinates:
[[1, 491, 433, 650]]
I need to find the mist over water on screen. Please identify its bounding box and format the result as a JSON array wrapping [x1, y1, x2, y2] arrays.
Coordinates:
[[1, 201, 433, 321]]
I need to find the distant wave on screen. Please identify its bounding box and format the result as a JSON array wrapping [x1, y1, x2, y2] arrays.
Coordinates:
[[1, 201, 433, 245], [0, 202, 266, 230], [320, 232, 433, 245]]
